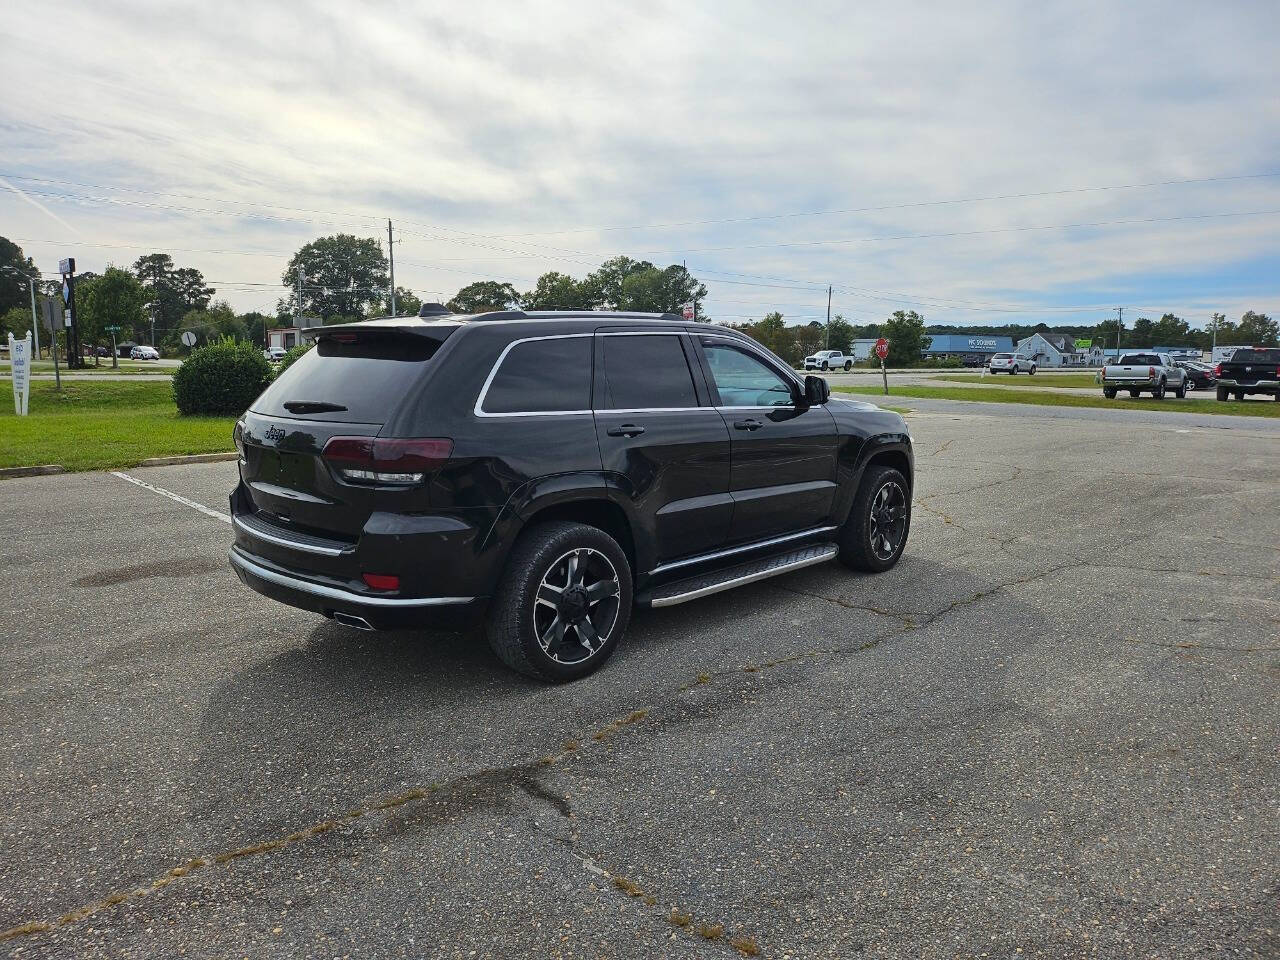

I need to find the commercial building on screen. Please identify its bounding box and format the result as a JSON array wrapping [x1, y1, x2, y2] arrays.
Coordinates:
[[921, 334, 1014, 363], [1013, 332, 1088, 367]]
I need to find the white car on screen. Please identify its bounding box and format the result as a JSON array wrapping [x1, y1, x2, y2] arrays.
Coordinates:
[[988, 352, 1036, 375], [264, 347, 288, 362], [804, 349, 853, 371], [130, 345, 160, 360]]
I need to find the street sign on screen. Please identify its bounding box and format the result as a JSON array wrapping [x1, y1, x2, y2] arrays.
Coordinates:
[[62, 280, 70, 303], [58, 257, 75, 275], [681, 303, 694, 320], [105, 325, 122, 333], [9, 333, 31, 415], [181, 331, 197, 347], [41, 297, 59, 333], [874, 338, 889, 360], [63, 309, 72, 329]]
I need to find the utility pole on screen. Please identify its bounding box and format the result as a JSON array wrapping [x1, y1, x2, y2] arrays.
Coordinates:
[[1114, 306, 1124, 353], [296, 265, 305, 327], [825, 284, 833, 349], [387, 219, 396, 316], [150, 302, 158, 347]]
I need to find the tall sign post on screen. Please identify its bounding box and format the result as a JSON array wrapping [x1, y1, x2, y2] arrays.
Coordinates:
[[105, 325, 122, 369], [875, 337, 890, 395], [9, 332, 31, 415], [40, 297, 62, 390], [59, 258, 84, 369]]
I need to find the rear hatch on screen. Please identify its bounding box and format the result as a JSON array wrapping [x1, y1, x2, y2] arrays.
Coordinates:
[[236, 323, 457, 541], [1219, 348, 1280, 385]]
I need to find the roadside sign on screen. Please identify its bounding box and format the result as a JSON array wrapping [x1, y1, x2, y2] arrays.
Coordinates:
[[41, 297, 59, 333], [58, 257, 75, 275], [63, 309, 72, 329], [62, 280, 70, 303], [9, 332, 31, 415], [105, 325, 121, 333], [874, 338, 889, 360], [681, 303, 694, 320], [181, 331, 197, 347]]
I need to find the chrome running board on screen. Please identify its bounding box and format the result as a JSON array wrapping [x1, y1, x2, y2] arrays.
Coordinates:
[[648, 543, 838, 608]]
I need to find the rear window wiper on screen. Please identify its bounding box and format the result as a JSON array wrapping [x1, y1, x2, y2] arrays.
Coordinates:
[[283, 401, 348, 414]]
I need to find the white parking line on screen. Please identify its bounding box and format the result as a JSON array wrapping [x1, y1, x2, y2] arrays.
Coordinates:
[[111, 471, 232, 524]]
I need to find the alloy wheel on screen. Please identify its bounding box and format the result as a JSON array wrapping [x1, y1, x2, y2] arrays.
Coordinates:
[[532, 548, 622, 664], [868, 481, 908, 561]]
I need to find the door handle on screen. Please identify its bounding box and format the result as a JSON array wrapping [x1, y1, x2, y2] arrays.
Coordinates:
[[606, 424, 645, 437], [733, 418, 764, 431]]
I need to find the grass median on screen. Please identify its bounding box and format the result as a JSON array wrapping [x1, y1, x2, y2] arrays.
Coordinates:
[[835, 383, 1280, 418], [1, 381, 236, 472]]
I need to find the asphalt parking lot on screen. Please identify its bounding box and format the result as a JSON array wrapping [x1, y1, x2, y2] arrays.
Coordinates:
[[1, 404, 1277, 958]]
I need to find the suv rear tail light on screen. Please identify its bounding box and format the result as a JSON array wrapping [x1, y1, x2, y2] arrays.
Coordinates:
[[1148, 366, 1156, 378], [322, 437, 453, 485], [361, 573, 400, 591], [1212, 363, 1222, 377]]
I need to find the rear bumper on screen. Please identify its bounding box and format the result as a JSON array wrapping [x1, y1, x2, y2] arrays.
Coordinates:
[[1216, 378, 1279, 391], [229, 545, 481, 631]]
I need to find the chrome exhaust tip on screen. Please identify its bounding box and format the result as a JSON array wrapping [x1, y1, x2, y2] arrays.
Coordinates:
[[332, 611, 375, 631]]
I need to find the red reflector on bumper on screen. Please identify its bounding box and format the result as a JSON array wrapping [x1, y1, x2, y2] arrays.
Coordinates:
[[361, 573, 400, 591]]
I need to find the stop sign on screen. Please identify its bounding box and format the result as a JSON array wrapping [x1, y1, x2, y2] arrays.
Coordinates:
[[682, 303, 695, 320], [874, 338, 889, 360]]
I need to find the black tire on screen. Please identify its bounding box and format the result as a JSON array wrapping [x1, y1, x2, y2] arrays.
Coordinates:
[[1175, 380, 1186, 399], [1029, 365, 1037, 376], [1216, 386, 1229, 402], [1129, 390, 1140, 398], [821, 361, 829, 371], [844, 361, 852, 371], [1010, 366, 1018, 374], [1153, 379, 1166, 399], [1103, 387, 1117, 399], [838, 465, 911, 573], [485, 521, 632, 682], [1234, 391, 1245, 401]]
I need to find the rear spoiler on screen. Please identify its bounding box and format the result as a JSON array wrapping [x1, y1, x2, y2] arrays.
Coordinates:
[[303, 318, 463, 343]]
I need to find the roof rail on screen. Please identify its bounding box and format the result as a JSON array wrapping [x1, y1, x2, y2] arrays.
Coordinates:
[[469, 310, 529, 322]]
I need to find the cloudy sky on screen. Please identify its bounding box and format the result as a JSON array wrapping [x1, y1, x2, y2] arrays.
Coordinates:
[[3, 0, 1278, 329]]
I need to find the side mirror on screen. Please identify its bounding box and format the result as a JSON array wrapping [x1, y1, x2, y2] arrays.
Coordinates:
[[803, 374, 830, 405]]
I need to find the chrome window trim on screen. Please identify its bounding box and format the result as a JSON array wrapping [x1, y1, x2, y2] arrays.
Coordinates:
[[231, 549, 473, 607], [473, 333, 595, 418], [650, 525, 838, 576], [233, 515, 352, 557], [697, 334, 805, 407]]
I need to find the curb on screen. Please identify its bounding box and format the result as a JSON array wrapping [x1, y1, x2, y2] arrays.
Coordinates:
[[0, 464, 66, 479], [136, 452, 239, 467]]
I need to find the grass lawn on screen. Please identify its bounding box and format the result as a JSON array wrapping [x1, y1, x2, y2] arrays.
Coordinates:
[[932, 372, 1100, 389], [1, 381, 236, 472], [835, 383, 1280, 418], [11, 360, 174, 376]]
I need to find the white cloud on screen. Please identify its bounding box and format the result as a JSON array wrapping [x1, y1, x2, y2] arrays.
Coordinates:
[[1, 0, 1277, 324]]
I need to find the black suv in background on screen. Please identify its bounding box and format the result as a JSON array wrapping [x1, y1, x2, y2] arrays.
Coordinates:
[[229, 308, 913, 681]]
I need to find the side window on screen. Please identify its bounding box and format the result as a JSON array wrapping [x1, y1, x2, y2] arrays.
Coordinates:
[[700, 339, 795, 407], [481, 336, 592, 414], [599, 335, 698, 410]]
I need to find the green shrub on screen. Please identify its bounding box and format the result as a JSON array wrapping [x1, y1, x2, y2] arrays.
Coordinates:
[[934, 355, 965, 368], [172, 340, 272, 415], [275, 342, 313, 377]]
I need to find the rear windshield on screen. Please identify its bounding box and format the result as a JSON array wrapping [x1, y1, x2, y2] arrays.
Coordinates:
[[1119, 354, 1161, 365], [1229, 348, 1280, 363], [251, 334, 444, 423], [992, 353, 1012, 359]]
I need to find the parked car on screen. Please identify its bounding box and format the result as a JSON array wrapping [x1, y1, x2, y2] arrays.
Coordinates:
[[988, 352, 1036, 375], [1214, 347, 1280, 401], [1175, 360, 1215, 391], [804, 349, 853, 371], [130, 345, 161, 360], [1100, 352, 1187, 399], [117, 341, 137, 358], [263, 347, 288, 362], [229, 309, 914, 681]]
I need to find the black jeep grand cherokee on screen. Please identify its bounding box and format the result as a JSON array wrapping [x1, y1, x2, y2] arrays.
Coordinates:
[[229, 308, 913, 681]]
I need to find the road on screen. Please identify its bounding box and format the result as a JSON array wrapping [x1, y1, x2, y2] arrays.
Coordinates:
[[1, 403, 1276, 958]]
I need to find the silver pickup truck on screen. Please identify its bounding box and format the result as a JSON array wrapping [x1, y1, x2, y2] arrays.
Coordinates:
[[1101, 351, 1188, 399]]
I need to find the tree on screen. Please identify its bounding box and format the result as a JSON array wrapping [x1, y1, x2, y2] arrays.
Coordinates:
[[280, 235, 389, 319], [0, 237, 37, 317], [132, 253, 215, 342], [881, 310, 928, 366], [584, 256, 652, 310], [447, 281, 520, 314], [795, 323, 824, 359], [742, 312, 790, 360], [522, 271, 597, 310], [1, 306, 31, 339], [1237, 310, 1278, 346], [390, 287, 421, 317], [824, 314, 855, 353], [79, 267, 147, 365], [1149, 313, 1191, 346], [239, 311, 272, 348]]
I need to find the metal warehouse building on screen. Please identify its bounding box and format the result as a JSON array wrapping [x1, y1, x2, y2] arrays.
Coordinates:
[[922, 334, 1015, 363]]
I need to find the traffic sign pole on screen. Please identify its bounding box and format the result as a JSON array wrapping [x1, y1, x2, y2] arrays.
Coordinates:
[[874, 337, 890, 395]]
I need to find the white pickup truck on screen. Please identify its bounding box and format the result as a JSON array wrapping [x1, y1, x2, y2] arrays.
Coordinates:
[[803, 349, 853, 371], [1101, 351, 1188, 399]]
